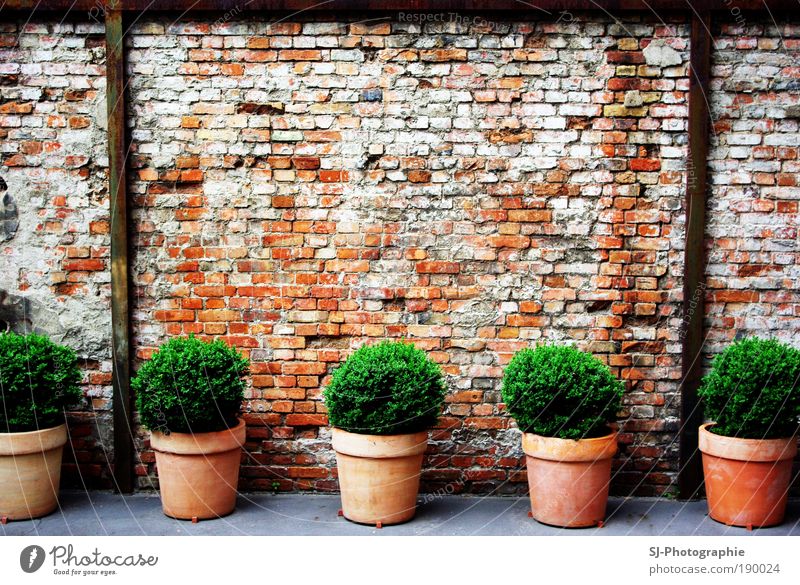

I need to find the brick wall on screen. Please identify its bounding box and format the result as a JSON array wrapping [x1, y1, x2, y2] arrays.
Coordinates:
[[0, 19, 114, 488], [126, 12, 688, 496], [707, 19, 800, 492], [1, 12, 798, 498], [707, 19, 800, 351]]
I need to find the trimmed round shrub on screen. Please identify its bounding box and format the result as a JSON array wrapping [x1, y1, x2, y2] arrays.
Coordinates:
[[323, 340, 446, 435], [133, 336, 248, 434], [501, 344, 624, 440], [0, 332, 83, 433], [699, 337, 800, 439]]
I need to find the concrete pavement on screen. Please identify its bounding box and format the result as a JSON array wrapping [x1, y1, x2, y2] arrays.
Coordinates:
[[2, 491, 799, 536]]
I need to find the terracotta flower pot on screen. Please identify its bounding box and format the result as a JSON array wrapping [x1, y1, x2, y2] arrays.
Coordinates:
[[699, 423, 797, 528], [0, 424, 68, 521], [522, 429, 618, 528], [150, 418, 246, 520], [332, 427, 428, 526]]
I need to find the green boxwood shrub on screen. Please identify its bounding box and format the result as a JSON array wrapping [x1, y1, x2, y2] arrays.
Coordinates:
[[0, 332, 83, 433], [323, 340, 446, 435], [699, 337, 800, 439], [501, 344, 624, 440], [133, 336, 248, 434]]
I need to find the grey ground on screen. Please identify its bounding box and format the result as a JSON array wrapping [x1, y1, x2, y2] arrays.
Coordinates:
[[2, 491, 799, 536]]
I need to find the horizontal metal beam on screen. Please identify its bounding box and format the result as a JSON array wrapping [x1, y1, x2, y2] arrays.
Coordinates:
[[2, 0, 799, 13]]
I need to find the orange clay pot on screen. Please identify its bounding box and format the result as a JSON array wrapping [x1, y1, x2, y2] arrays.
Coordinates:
[[150, 418, 245, 520], [332, 428, 428, 526], [699, 423, 797, 528], [522, 429, 618, 528], [0, 424, 68, 521]]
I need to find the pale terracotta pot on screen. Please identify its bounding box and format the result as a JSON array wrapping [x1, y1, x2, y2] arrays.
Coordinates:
[[0, 424, 68, 521], [522, 429, 618, 528], [151, 418, 246, 520], [699, 423, 797, 528], [332, 427, 428, 526]]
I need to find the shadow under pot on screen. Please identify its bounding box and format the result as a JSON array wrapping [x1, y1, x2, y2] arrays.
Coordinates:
[[698, 423, 797, 528], [0, 424, 68, 521], [332, 428, 428, 526], [150, 419, 246, 520], [522, 429, 618, 528]]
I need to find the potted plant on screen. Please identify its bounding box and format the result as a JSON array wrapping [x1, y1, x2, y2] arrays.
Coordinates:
[[698, 337, 800, 528], [501, 344, 624, 528], [323, 340, 446, 526], [133, 335, 248, 521], [0, 332, 82, 521]]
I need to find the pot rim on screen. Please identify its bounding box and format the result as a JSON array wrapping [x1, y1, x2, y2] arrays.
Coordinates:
[[0, 423, 68, 456], [521, 427, 618, 462], [0, 422, 67, 437], [331, 427, 428, 459], [698, 422, 798, 462], [150, 417, 246, 456]]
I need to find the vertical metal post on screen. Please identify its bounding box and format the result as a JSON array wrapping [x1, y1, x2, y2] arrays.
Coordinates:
[[106, 8, 134, 494], [678, 11, 711, 500]]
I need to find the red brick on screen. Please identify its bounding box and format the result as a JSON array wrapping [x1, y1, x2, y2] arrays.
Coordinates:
[[507, 210, 552, 222], [68, 116, 90, 129], [408, 170, 431, 183], [179, 169, 204, 183], [89, 221, 111, 234], [292, 156, 320, 170], [489, 235, 530, 249], [221, 63, 244, 76], [198, 310, 240, 322], [630, 158, 661, 171], [286, 414, 328, 426], [319, 170, 348, 182], [62, 259, 104, 271], [711, 290, 759, 303], [154, 310, 195, 322], [416, 261, 460, 274], [420, 49, 468, 61], [278, 50, 322, 61]]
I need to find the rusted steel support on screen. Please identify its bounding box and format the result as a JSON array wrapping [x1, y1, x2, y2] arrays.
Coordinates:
[[106, 8, 134, 494], [678, 10, 711, 500]]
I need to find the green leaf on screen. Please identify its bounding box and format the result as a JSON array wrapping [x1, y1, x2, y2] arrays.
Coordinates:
[[323, 340, 446, 435], [0, 332, 83, 432], [132, 335, 248, 433], [500, 344, 623, 439], [698, 337, 800, 439]]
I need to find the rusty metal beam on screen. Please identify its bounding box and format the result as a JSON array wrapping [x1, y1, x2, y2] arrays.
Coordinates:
[[106, 8, 134, 494], [678, 10, 711, 500], [2, 0, 799, 12]]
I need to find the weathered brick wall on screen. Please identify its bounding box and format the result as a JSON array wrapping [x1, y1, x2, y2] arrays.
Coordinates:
[[0, 19, 114, 488], [707, 18, 800, 493], [125, 13, 688, 496], [2, 12, 797, 498], [707, 18, 800, 351]]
